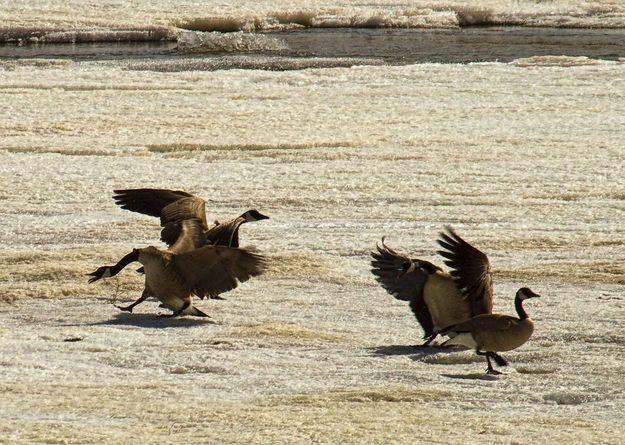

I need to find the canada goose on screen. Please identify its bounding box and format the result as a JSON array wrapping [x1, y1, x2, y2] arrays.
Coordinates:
[[371, 227, 493, 346], [112, 188, 269, 247], [113, 188, 268, 300], [440, 287, 540, 374], [87, 219, 267, 316]]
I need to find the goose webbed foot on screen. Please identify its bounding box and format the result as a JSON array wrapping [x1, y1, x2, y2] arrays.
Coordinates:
[[486, 367, 503, 375], [480, 351, 506, 375], [114, 290, 150, 314], [412, 332, 438, 348], [165, 307, 210, 318], [114, 303, 135, 313], [422, 332, 438, 346]]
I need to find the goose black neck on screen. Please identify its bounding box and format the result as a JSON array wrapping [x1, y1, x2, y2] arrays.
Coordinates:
[[515, 294, 528, 320], [110, 250, 140, 277]]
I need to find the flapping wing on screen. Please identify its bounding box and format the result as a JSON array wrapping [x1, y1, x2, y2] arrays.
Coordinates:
[[172, 245, 267, 297], [113, 188, 194, 218], [371, 237, 439, 302], [437, 226, 493, 316], [372, 238, 444, 336], [159, 196, 208, 229], [204, 216, 245, 247], [158, 198, 208, 246], [168, 219, 207, 254]]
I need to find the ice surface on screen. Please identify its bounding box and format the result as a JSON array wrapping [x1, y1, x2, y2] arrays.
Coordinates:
[[2, 0, 625, 42], [0, 35, 624, 444]]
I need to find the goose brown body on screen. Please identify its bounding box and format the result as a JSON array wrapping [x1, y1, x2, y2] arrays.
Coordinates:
[[138, 247, 196, 315], [441, 287, 540, 374], [444, 314, 534, 351]]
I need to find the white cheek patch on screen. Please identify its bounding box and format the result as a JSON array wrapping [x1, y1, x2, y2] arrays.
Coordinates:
[[103, 268, 112, 278]]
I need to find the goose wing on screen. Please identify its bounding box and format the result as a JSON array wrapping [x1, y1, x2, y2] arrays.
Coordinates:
[[155, 197, 209, 246], [371, 238, 441, 336], [437, 226, 493, 316], [172, 246, 267, 297], [113, 188, 195, 218], [204, 216, 245, 247], [159, 196, 208, 228], [168, 219, 207, 254]]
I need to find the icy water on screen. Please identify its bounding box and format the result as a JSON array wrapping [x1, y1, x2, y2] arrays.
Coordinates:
[[1, 1, 625, 444], [2, 28, 625, 66]]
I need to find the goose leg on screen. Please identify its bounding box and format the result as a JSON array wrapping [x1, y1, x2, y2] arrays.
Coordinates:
[[491, 352, 509, 367], [477, 350, 502, 375], [115, 289, 150, 313], [419, 332, 438, 347]]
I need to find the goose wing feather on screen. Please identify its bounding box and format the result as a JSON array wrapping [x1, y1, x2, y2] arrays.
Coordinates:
[[159, 197, 208, 228], [113, 188, 195, 218], [437, 226, 493, 316], [168, 219, 207, 254], [204, 216, 245, 247], [371, 238, 440, 337], [172, 246, 267, 297]]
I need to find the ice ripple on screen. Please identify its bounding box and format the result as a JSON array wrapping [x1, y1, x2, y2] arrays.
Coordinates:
[[543, 391, 602, 405]]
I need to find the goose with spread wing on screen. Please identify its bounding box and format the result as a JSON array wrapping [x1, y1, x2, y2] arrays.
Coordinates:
[[112, 188, 269, 247], [371, 226, 493, 346], [112, 188, 268, 300], [87, 219, 267, 316]]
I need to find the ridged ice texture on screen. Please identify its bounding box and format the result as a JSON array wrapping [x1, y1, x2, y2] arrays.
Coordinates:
[[2, 0, 625, 42]]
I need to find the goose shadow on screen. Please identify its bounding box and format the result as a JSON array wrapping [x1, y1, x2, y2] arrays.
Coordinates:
[[368, 344, 457, 357], [90, 311, 216, 328], [441, 372, 500, 381]]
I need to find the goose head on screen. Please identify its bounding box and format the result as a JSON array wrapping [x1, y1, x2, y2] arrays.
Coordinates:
[[517, 287, 541, 301], [242, 209, 269, 222]]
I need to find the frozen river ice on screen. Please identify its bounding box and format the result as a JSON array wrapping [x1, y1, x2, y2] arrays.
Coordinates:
[[1, 1, 625, 442]]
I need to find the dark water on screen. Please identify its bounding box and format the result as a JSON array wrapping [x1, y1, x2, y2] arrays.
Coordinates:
[[272, 28, 625, 63], [0, 41, 177, 60], [1, 28, 624, 66]]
